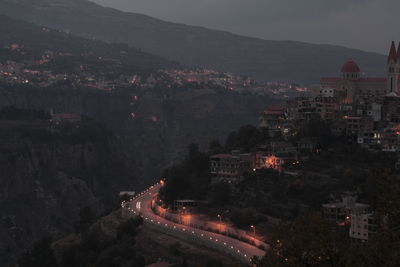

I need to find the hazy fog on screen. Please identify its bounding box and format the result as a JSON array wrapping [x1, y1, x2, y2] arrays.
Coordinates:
[[91, 0, 400, 54]]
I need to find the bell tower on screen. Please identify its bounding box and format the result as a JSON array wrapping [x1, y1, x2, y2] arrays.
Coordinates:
[[387, 41, 398, 93]]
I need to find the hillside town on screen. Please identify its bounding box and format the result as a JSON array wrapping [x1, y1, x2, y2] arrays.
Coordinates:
[[205, 41, 400, 244], [2, 0, 400, 266], [260, 41, 400, 161], [0, 42, 307, 98]]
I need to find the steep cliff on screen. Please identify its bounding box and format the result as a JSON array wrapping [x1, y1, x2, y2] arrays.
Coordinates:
[[0, 113, 137, 265], [0, 84, 276, 182]]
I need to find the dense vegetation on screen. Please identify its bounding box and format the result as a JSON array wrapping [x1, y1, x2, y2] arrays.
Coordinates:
[[0, 106, 50, 120], [161, 120, 343, 204], [19, 217, 146, 267], [160, 144, 211, 203], [160, 120, 397, 228], [0, 107, 141, 265], [253, 173, 400, 267], [158, 119, 400, 266]]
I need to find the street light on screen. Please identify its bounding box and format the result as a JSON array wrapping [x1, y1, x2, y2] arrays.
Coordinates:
[[180, 207, 187, 225], [217, 214, 222, 232], [250, 225, 256, 238]]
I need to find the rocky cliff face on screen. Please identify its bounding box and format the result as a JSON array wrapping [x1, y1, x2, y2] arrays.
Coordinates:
[[0, 117, 135, 265], [0, 84, 276, 265], [0, 85, 276, 182]]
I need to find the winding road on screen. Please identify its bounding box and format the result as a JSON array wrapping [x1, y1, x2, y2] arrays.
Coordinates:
[[122, 182, 266, 263]]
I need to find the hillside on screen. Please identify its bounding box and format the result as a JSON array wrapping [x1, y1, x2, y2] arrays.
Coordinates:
[[0, 0, 386, 83], [0, 14, 177, 72], [0, 108, 139, 265]]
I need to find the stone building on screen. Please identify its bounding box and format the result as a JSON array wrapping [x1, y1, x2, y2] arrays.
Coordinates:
[[210, 150, 253, 184]]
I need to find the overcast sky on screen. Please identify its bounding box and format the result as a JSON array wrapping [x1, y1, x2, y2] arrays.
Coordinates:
[[91, 0, 400, 54]]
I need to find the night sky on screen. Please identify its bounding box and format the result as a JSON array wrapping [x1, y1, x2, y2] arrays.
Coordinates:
[[91, 0, 400, 54]]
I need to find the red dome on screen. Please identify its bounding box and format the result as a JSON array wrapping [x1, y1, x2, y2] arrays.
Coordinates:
[[341, 59, 360, 73]]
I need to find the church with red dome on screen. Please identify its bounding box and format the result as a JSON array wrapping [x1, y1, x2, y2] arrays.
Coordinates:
[[320, 41, 400, 103]]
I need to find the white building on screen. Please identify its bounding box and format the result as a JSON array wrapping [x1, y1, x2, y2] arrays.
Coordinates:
[[323, 195, 376, 242], [349, 213, 376, 242], [322, 195, 370, 223]]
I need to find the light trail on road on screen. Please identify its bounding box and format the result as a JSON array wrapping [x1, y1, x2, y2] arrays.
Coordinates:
[[122, 182, 266, 263]]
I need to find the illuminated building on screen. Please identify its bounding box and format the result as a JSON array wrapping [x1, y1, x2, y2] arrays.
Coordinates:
[[210, 150, 253, 184], [320, 41, 400, 104], [254, 142, 299, 171], [320, 60, 386, 104]]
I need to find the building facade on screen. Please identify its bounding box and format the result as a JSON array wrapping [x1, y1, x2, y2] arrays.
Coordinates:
[[210, 150, 253, 184]]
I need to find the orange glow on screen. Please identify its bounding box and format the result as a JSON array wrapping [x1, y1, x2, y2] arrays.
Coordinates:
[[218, 223, 228, 232], [181, 215, 191, 225], [158, 207, 167, 217], [264, 155, 284, 170]]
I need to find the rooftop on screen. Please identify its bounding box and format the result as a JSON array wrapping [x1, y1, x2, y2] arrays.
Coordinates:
[[341, 59, 360, 73]]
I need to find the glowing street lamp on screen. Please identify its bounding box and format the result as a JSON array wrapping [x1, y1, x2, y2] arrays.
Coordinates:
[[180, 207, 186, 224], [217, 214, 222, 231], [250, 225, 256, 238]]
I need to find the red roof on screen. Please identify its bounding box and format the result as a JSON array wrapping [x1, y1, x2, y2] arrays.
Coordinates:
[[266, 105, 284, 111], [388, 41, 397, 63], [265, 105, 285, 115], [357, 78, 386, 83], [320, 77, 341, 83], [341, 59, 360, 73], [321, 77, 385, 84]]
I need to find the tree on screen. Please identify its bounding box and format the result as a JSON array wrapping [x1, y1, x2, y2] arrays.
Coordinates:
[[74, 206, 95, 233], [210, 182, 231, 205], [18, 237, 59, 267], [360, 174, 400, 267], [209, 140, 223, 154], [231, 208, 258, 228], [295, 119, 336, 149], [161, 143, 210, 203], [254, 213, 347, 267], [225, 125, 266, 152], [117, 217, 143, 240]]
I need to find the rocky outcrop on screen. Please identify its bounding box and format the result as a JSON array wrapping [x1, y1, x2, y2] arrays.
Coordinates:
[[0, 118, 134, 266]]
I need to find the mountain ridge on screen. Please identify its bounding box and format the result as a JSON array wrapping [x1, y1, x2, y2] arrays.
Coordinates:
[[0, 0, 387, 83], [0, 14, 178, 72]]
